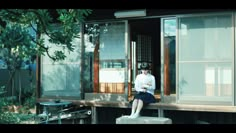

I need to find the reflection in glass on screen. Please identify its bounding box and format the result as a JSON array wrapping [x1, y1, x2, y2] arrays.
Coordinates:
[[84, 22, 126, 93]]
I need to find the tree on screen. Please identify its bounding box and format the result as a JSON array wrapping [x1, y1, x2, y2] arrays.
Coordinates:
[[0, 9, 92, 104]]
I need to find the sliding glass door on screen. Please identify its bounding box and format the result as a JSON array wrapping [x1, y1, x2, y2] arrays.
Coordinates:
[[177, 13, 234, 105], [161, 18, 177, 97], [41, 33, 82, 98], [83, 21, 129, 101]]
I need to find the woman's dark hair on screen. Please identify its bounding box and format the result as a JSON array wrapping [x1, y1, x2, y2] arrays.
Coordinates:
[[140, 63, 150, 70]]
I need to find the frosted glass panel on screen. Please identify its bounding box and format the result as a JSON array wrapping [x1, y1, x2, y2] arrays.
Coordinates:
[[64, 38, 82, 62], [179, 14, 232, 61], [84, 22, 126, 94], [41, 65, 67, 92], [41, 33, 81, 97], [41, 64, 81, 97], [99, 69, 125, 82], [66, 65, 81, 91], [41, 35, 81, 64], [177, 13, 233, 104], [179, 63, 232, 97]]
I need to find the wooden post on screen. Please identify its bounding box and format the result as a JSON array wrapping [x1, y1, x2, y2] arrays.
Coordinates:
[[158, 108, 164, 117], [94, 39, 99, 93], [164, 38, 170, 95], [91, 106, 97, 124]]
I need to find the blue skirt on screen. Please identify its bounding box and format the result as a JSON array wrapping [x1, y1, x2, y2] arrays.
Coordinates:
[[133, 92, 156, 105]]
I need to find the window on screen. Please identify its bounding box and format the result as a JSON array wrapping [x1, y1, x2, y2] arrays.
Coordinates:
[[41, 34, 81, 98], [177, 13, 233, 105], [84, 21, 127, 94]]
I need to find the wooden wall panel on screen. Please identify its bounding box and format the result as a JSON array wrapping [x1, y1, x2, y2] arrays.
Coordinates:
[[99, 83, 124, 94]]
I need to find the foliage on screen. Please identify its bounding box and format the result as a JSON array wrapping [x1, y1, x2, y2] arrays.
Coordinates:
[[0, 86, 36, 123], [0, 9, 92, 94], [15, 86, 36, 107], [0, 86, 6, 95], [0, 9, 92, 62], [0, 9, 92, 123], [23, 96, 36, 109], [0, 112, 21, 124], [0, 97, 20, 124]]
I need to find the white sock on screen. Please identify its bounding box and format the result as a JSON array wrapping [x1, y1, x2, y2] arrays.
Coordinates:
[[127, 113, 134, 118], [130, 113, 140, 119]]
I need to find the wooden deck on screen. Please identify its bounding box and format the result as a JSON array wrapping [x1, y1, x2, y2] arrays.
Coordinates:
[[38, 98, 236, 113], [37, 97, 236, 124]]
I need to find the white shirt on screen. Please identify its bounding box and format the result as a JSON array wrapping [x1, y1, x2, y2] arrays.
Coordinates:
[[134, 73, 156, 95]]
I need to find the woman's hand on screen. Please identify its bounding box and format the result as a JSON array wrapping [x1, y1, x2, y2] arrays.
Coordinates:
[[142, 88, 147, 92], [142, 84, 150, 88]]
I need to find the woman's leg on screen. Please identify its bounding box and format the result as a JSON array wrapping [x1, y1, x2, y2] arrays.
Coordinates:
[[128, 99, 138, 118], [131, 99, 143, 118]]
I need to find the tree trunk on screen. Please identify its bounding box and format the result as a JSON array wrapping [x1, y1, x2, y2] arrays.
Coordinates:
[[18, 70, 22, 105]]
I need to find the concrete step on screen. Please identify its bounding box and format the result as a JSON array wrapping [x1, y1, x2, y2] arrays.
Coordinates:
[[116, 116, 172, 124]]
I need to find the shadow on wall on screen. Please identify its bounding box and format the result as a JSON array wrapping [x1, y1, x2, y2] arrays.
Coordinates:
[[41, 63, 81, 97]]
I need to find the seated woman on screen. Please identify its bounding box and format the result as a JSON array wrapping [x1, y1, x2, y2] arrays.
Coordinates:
[[128, 63, 156, 118]]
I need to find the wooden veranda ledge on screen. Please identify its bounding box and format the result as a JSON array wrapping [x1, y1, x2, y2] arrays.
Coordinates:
[[38, 99, 236, 113], [37, 99, 236, 124]]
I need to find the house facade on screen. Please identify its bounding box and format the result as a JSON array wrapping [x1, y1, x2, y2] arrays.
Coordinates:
[[37, 9, 236, 124]]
